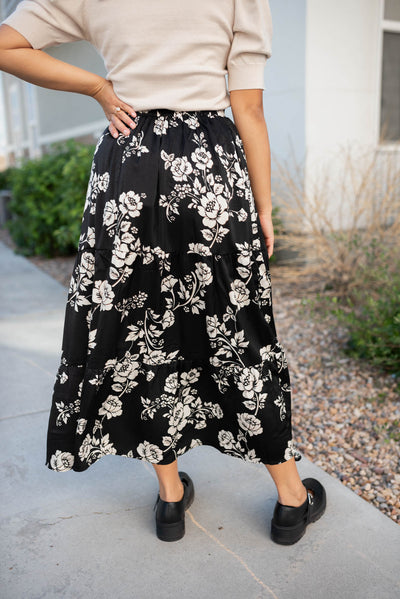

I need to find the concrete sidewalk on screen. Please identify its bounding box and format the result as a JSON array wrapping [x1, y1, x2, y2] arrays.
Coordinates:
[[0, 239, 399, 599]]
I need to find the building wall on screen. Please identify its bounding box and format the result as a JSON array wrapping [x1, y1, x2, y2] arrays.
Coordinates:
[[264, 0, 307, 169], [304, 0, 383, 227]]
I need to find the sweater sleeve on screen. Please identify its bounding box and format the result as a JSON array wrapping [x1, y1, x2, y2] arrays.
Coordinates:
[[227, 0, 273, 92], [1, 0, 86, 49]]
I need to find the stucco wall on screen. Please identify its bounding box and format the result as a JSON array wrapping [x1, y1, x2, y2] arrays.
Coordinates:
[[264, 0, 306, 170], [304, 0, 382, 227]]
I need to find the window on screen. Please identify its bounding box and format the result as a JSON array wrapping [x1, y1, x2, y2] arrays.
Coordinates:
[[380, 0, 400, 142]]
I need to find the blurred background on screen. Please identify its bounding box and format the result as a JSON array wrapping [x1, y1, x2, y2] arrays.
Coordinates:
[[0, 0, 399, 187], [0, 4, 399, 595], [0, 0, 399, 527]]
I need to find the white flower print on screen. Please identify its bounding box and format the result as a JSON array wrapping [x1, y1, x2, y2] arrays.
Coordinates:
[[55, 398, 80, 426], [90, 171, 110, 199], [205, 314, 223, 339], [87, 227, 96, 247], [260, 344, 275, 362], [119, 130, 150, 160], [103, 199, 118, 227], [78, 433, 117, 464], [161, 309, 175, 329], [111, 236, 137, 268], [191, 147, 213, 170], [274, 393, 287, 421], [119, 190, 144, 218], [243, 449, 260, 462], [237, 367, 263, 399], [79, 225, 96, 250], [213, 404, 223, 418], [137, 441, 163, 462], [237, 208, 247, 222], [170, 156, 193, 181], [99, 395, 123, 419], [218, 430, 235, 449], [180, 368, 201, 386], [113, 353, 140, 384], [84, 226, 96, 248], [168, 401, 191, 434], [59, 371, 68, 384], [88, 328, 97, 351], [79, 251, 95, 277], [161, 274, 178, 293], [49, 450, 74, 472], [78, 434, 92, 461], [285, 440, 302, 461], [92, 280, 115, 310], [198, 192, 228, 228], [229, 279, 250, 309], [189, 438, 203, 449], [164, 372, 179, 394], [153, 116, 169, 136], [237, 413, 263, 436], [236, 242, 253, 266], [76, 418, 87, 435], [187, 242, 212, 256], [161, 264, 213, 315], [183, 114, 200, 129], [194, 262, 213, 285]]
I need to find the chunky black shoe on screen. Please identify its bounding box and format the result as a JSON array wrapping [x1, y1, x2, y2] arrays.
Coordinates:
[[270, 477, 327, 545], [153, 471, 195, 542]]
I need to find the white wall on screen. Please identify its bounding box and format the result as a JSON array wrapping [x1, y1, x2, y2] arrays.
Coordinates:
[[266, 0, 306, 169], [304, 0, 382, 227]]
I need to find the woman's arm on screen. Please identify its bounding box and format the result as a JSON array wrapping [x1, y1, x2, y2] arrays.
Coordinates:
[[230, 89, 274, 258], [0, 24, 137, 138]]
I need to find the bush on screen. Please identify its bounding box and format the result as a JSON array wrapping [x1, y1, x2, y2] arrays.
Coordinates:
[[5, 138, 95, 257], [272, 145, 400, 376], [272, 144, 400, 298], [330, 261, 400, 377], [0, 165, 18, 190]]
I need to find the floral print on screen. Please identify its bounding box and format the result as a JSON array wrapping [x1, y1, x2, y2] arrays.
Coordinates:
[[45, 109, 302, 472]]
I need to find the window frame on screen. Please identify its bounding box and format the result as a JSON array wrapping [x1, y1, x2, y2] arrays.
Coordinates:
[[377, 0, 400, 148]]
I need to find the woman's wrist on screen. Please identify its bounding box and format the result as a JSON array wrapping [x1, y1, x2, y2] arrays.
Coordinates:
[[255, 202, 272, 217], [87, 75, 108, 99]]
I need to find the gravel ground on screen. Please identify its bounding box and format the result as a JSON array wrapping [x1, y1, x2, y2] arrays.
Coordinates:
[[1, 227, 399, 526]]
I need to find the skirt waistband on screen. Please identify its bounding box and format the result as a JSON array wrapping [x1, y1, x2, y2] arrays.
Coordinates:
[[135, 108, 226, 117]]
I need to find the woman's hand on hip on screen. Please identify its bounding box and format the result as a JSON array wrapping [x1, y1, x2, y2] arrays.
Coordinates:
[[258, 211, 274, 259], [91, 78, 137, 138]]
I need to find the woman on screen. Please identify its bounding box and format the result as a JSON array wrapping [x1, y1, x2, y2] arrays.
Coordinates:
[[0, 0, 326, 545]]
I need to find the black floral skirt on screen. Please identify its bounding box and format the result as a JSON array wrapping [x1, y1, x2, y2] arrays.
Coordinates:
[[45, 108, 302, 472]]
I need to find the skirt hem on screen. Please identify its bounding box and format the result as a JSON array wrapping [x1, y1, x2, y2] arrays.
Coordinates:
[[45, 438, 303, 473]]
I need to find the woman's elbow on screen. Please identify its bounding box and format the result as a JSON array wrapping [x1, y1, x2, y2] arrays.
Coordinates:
[[229, 89, 264, 118], [0, 24, 33, 50]]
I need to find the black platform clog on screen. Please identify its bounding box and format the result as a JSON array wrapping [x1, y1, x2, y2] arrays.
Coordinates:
[[270, 477, 327, 545], [153, 471, 195, 542]]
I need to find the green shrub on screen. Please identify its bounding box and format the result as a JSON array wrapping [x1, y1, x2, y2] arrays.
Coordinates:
[[0, 165, 18, 190], [5, 138, 95, 257], [329, 264, 400, 377]]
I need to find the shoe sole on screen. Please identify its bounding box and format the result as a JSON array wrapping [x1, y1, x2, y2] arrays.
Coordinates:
[[156, 486, 195, 542], [270, 492, 326, 545]]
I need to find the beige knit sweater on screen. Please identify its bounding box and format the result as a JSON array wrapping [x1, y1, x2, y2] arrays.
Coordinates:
[[1, 0, 273, 111]]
